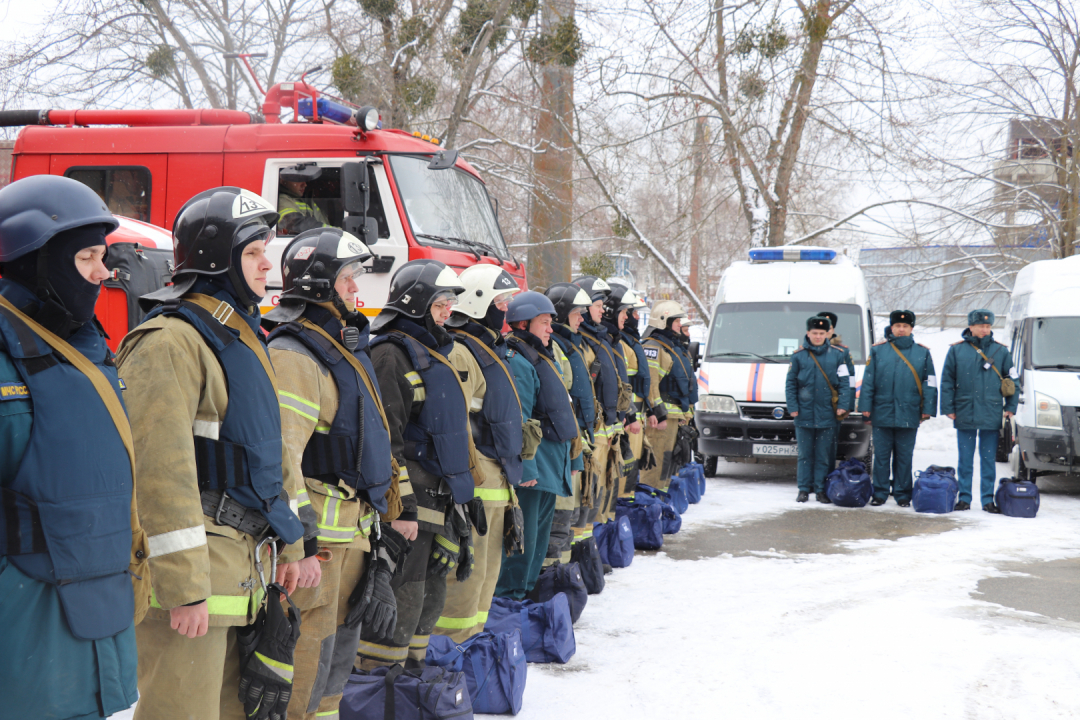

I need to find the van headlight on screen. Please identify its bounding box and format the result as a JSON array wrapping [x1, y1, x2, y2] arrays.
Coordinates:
[[698, 395, 737, 414], [1035, 392, 1063, 430]]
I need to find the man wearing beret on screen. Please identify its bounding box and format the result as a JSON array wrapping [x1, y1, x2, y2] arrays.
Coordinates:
[[786, 316, 855, 502], [858, 310, 937, 507], [940, 309, 1017, 512]]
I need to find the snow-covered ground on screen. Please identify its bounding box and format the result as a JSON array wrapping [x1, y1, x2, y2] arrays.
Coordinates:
[[112, 327, 1080, 720]]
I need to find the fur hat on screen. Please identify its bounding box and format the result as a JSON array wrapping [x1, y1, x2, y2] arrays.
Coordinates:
[[807, 316, 831, 331], [889, 309, 916, 327], [967, 309, 994, 326]]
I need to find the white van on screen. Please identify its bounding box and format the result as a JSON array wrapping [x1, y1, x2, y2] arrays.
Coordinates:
[[1002, 254, 1080, 481], [695, 246, 874, 475]]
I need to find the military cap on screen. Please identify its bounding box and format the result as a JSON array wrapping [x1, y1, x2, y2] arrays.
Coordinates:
[[967, 309, 994, 326], [807, 316, 831, 331], [889, 309, 916, 327]]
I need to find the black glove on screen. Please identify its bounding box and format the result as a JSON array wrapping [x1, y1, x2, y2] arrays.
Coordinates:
[[345, 524, 409, 637], [641, 443, 657, 471], [649, 402, 668, 424], [456, 532, 474, 582], [237, 583, 301, 720], [466, 497, 488, 537], [503, 504, 524, 557], [429, 534, 460, 577]]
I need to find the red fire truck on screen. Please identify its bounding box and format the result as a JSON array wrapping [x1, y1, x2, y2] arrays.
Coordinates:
[[1, 76, 525, 348]]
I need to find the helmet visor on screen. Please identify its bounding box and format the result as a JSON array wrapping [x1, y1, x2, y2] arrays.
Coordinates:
[[336, 260, 365, 286], [235, 218, 275, 250]]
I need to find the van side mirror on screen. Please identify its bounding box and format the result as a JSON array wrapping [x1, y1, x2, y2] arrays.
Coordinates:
[[344, 216, 379, 246], [427, 149, 459, 170], [688, 341, 701, 370], [341, 162, 369, 215]]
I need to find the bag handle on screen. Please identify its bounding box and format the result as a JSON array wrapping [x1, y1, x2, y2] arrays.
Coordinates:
[[807, 349, 840, 412], [889, 342, 923, 400], [383, 664, 405, 720]]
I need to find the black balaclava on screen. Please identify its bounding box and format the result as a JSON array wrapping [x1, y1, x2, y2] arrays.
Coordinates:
[[223, 238, 263, 308], [482, 302, 506, 333], [3, 224, 108, 336]]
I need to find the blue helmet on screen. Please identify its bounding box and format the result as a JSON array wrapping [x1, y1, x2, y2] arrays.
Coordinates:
[[506, 290, 557, 324], [0, 175, 119, 262]]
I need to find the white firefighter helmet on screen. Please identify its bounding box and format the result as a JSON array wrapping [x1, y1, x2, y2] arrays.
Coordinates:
[[648, 300, 686, 330], [454, 264, 521, 319]]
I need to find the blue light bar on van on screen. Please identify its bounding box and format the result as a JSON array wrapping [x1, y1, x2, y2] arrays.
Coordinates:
[[748, 248, 837, 263]]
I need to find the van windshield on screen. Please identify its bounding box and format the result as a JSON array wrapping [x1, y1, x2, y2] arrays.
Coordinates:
[[1032, 317, 1080, 368], [706, 302, 865, 364], [388, 155, 508, 257]]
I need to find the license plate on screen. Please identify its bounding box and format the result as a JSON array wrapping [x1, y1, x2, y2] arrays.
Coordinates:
[[752, 443, 798, 457]]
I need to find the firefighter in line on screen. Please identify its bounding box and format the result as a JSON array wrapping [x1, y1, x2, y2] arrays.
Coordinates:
[[434, 265, 524, 642], [570, 277, 625, 542], [641, 300, 693, 489], [817, 310, 855, 471], [0, 175, 150, 720], [496, 291, 578, 599], [786, 315, 855, 503], [263, 228, 402, 719], [611, 283, 655, 497], [359, 259, 485, 669], [600, 284, 643, 515], [545, 283, 597, 567], [858, 310, 938, 508], [118, 187, 306, 720]]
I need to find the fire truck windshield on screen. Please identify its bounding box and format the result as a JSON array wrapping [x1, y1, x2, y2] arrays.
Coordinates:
[[389, 155, 508, 257]]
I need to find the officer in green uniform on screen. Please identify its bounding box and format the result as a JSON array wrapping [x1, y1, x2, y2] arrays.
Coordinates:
[[940, 309, 1017, 512], [817, 311, 855, 471], [859, 310, 937, 507], [786, 316, 854, 503]]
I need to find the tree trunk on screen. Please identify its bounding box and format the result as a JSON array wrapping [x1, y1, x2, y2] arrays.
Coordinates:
[[527, 0, 575, 288], [689, 114, 708, 294]]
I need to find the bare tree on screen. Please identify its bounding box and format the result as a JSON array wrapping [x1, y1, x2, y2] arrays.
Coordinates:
[[1, 0, 333, 113]]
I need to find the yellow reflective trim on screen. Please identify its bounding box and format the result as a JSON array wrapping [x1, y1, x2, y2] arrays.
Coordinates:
[[476, 610, 489, 625], [398, 480, 414, 497], [435, 534, 459, 553], [473, 487, 512, 502], [405, 371, 422, 386], [316, 713, 339, 720], [149, 587, 261, 618], [279, 390, 319, 410], [297, 490, 311, 509], [315, 424, 332, 432], [357, 640, 409, 662], [409, 634, 430, 649], [255, 651, 294, 683], [435, 612, 482, 629], [280, 403, 318, 423], [412, 387, 427, 402], [359, 511, 376, 537]]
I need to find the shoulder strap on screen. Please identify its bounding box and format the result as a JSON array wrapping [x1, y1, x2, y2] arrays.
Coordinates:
[[184, 293, 280, 394], [299, 317, 391, 436], [452, 330, 522, 410], [890, 342, 923, 399], [969, 342, 1004, 381], [807, 348, 839, 409], [0, 295, 135, 478]]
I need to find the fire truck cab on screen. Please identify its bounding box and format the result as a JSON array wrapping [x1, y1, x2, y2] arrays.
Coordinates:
[[3, 80, 524, 329]]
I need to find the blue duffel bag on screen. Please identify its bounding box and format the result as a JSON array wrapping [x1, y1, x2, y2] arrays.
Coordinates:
[[995, 477, 1040, 518], [679, 466, 702, 504], [615, 498, 664, 549], [342, 664, 473, 720], [594, 514, 634, 568], [665, 475, 690, 514], [527, 561, 587, 623], [486, 594, 576, 664], [826, 458, 873, 508], [685, 461, 706, 496], [427, 630, 527, 715], [634, 486, 682, 534], [912, 465, 959, 514]]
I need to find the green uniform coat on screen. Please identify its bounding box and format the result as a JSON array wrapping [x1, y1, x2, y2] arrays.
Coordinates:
[[785, 337, 855, 428], [858, 334, 938, 427], [940, 330, 1018, 430]]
